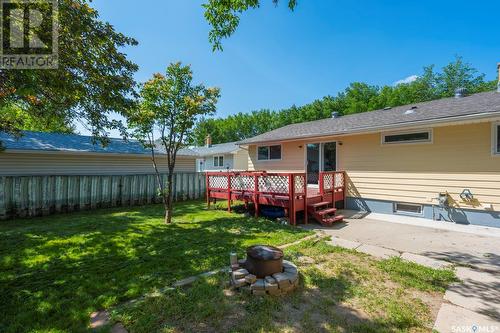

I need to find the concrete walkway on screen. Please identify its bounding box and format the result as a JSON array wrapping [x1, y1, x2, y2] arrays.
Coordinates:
[[326, 236, 452, 269], [435, 267, 500, 332], [306, 212, 500, 272], [304, 212, 500, 333]]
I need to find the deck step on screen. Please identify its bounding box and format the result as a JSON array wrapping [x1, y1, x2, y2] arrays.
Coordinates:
[[322, 215, 344, 226], [317, 207, 337, 216], [308, 201, 330, 209]]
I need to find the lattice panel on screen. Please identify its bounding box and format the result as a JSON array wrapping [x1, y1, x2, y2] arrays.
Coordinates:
[[258, 175, 289, 194], [322, 173, 334, 190], [322, 173, 345, 191], [294, 175, 305, 194], [335, 173, 344, 188], [307, 172, 319, 185], [231, 175, 255, 191], [208, 175, 228, 189]]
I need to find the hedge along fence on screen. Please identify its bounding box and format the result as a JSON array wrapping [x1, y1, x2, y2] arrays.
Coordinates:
[[0, 172, 206, 220]]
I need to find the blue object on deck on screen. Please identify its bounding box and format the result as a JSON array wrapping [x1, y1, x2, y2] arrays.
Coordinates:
[[260, 206, 285, 218]]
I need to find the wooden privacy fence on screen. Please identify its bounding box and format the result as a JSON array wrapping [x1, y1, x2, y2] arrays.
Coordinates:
[[0, 172, 206, 220]]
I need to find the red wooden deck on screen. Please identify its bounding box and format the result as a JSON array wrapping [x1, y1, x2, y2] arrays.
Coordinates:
[[206, 171, 346, 225]]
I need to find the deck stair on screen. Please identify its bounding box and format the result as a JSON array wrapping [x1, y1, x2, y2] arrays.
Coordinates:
[[307, 201, 344, 226]]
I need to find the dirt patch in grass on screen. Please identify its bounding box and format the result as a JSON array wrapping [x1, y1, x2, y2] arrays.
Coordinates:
[[112, 239, 455, 333]]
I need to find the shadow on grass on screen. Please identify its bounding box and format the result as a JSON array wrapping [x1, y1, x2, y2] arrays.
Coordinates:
[[0, 201, 309, 333]]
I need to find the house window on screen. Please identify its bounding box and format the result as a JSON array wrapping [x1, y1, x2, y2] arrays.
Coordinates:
[[394, 202, 423, 215], [494, 123, 500, 155], [382, 130, 432, 144], [257, 145, 282, 161], [213, 155, 224, 167]]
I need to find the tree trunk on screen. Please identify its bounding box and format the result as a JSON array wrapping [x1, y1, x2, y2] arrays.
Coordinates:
[[164, 171, 174, 224], [149, 147, 170, 221]]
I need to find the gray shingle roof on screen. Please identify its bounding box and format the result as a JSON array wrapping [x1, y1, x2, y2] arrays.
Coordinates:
[[239, 91, 500, 144], [0, 131, 197, 157], [188, 142, 241, 156]]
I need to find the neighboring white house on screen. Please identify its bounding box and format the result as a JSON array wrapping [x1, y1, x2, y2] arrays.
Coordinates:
[[192, 136, 249, 172]]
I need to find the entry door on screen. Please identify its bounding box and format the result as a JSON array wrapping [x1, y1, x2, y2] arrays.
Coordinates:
[[306, 142, 337, 185]]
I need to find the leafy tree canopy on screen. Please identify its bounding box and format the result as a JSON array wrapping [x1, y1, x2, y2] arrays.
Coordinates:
[[0, 0, 138, 144], [129, 62, 220, 224], [0, 103, 74, 136], [192, 57, 497, 145], [203, 0, 296, 51]]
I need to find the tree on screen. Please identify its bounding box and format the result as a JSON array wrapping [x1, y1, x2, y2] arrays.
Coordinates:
[[129, 63, 220, 224], [203, 0, 297, 51], [192, 58, 496, 144], [332, 82, 381, 115], [1, 104, 74, 134], [436, 56, 496, 96], [0, 0, 138, 145]]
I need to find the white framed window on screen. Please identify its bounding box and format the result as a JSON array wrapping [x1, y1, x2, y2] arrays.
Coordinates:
[[382, 129, 432, 145], [493, 122, 500, 155], [394, 202, 423, 215], [213, 155, 224, 167], [257, 144, 282, 161]]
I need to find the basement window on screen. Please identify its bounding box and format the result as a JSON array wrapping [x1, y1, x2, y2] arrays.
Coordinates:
[[257, 145, 282, 161], [382, 130, 432, 144], [394, 202, 423, 215]]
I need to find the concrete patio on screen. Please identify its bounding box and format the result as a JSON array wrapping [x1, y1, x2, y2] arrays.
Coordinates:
[[305, 210, 500, 271], [303, 211, 500, 333]]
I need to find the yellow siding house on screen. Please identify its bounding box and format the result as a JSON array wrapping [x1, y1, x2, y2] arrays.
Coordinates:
[[240, 89, 500, 228]]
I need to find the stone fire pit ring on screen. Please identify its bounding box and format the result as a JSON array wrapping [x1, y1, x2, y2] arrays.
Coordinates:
[[230, 259, 299, 296]]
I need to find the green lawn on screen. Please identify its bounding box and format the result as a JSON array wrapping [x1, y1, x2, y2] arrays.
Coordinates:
[[0, 201, 310, 333], [112, 238, 457, 333]]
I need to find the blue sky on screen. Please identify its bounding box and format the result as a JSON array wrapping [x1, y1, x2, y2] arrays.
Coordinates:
[[80, 0, 500, 136]]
